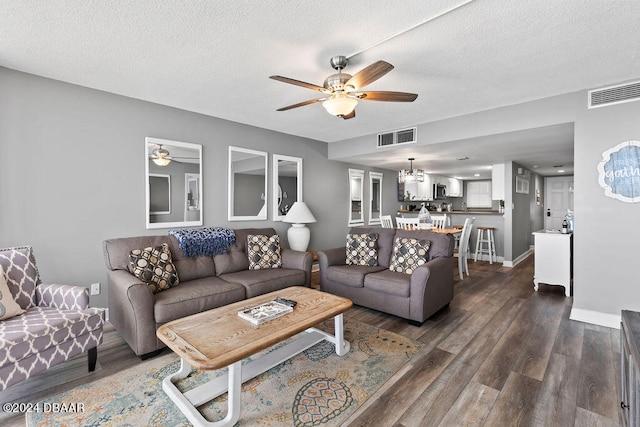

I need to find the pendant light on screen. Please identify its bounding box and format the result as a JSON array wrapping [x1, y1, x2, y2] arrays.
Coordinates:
[[398, 158, 424, 183]]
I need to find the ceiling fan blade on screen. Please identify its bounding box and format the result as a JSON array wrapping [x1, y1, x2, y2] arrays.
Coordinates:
[[345, 61, 394, 90], [342, 110, 356, 120], [356, 91, 418, 102], [269, 75, 328, 93], [276, 98, 323, 111]]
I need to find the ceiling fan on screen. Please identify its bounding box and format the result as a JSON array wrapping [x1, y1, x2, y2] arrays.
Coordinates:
[[270, 56, 418, 119], [149, 144, 197, 166]]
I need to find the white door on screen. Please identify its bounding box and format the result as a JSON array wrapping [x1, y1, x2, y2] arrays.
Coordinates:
[[544, 176, 574, 230]]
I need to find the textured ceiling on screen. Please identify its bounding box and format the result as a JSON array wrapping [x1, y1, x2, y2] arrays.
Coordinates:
[[2, 0, 639, 176]]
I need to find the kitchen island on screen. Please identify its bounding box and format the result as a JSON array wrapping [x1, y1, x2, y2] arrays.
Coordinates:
[[397, 210, 505, 261]]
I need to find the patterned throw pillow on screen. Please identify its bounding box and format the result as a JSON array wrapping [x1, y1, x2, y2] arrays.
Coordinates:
[[129, 243, 179, 294], [0, 266, 25, 320], [389, 237, 431, 274], [247, 235, 282, 270], [346, 233, 379, 266]]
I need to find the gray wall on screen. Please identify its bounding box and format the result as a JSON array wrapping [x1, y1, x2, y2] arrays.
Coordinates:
[[573, 92, 640, 318], [0, 67, 396, 309]]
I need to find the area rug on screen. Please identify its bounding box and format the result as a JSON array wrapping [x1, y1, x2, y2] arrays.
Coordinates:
[[27, 319, 421, 426]]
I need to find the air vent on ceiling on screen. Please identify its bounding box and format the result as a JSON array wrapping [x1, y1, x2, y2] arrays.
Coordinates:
[[588, 80, 640, 109], [377, 127, 417, 148]]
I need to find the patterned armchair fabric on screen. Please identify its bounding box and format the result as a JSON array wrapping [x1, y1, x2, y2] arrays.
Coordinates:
[[0, 246, 104, 391]]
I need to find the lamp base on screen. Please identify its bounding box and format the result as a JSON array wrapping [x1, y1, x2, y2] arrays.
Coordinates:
[[287, 223, 310, 252]]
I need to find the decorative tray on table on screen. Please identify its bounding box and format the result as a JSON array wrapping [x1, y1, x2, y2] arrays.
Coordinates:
[[238, 301, 293, 325]]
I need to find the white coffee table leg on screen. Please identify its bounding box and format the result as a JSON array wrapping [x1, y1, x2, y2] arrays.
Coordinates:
[[334, 313, 350, 356], [163, 359, 242, 427]]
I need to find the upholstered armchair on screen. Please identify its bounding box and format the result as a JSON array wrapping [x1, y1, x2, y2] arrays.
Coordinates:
[[0, 246, 104, 391]]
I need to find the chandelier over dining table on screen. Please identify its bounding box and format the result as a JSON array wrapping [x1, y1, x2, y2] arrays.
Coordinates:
[[398, 157, 424, 183]]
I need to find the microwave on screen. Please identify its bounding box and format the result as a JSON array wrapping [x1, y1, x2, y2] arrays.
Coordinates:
[[434, 184, 447, 199]]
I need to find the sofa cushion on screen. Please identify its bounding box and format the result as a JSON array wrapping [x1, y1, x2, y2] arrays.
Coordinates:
[[247, 234, 282, 270], [0, 246, 40, 310], [346, 233, 378, 267], [364, 270, 412, 298], [129, 243, 179, 293], [389, 237, 431, 274], [215, 228, 278, 275], [394, 229, 454, 260], [153, 277, 246, 324], [0, 267, 24, 320], [219, 269, 304, 298], [325, 265, 387, 288], [348, 227, 396, 268], [0, 306, 103, 369]]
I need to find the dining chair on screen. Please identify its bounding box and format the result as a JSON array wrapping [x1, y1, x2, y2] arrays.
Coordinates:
[[380, 215, 394, 228], [430, 214, 447, 229], [396, 217, 420, 230], [455, 217, 475, 280]]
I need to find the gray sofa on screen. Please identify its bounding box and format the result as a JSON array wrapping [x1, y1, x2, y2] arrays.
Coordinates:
[[319, 227, 454, 325], [103, 228, 312, 358]]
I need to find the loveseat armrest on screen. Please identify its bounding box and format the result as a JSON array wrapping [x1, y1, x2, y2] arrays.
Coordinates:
[[409, 257, 454, 323], [318, 247, 346, 269], [107, 269, 158, 356], [36, 283, 90, 310], [281, 249, 313, 287]]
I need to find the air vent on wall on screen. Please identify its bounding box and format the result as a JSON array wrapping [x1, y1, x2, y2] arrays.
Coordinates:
[[377, 127, 417, 148], [588, 80, 640, 109]]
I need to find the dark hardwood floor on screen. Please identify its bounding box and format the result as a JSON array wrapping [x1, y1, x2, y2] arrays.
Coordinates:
[[1, 255, 621, 426]]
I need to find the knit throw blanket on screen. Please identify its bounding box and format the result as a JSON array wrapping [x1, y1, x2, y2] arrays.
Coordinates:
[[169, 227, 235, 257]]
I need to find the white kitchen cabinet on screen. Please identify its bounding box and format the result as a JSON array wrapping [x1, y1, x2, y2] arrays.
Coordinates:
[[532, 230, 572, 297], [447, 178, 463, 197], [492, 163, 505, 200], [399, 174, 433, 201]]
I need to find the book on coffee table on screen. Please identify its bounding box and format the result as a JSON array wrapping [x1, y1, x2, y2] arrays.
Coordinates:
[[238, 300, 293, 325]]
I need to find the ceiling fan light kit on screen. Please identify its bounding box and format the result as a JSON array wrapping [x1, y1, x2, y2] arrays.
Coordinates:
[[151, 145, 172, 166], [398, 157, 424, 183], [270, 55, 417, 119]]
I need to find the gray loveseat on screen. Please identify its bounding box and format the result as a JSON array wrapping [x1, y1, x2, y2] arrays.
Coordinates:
[[319, 227, 454, 325], [103, 228, 312, 358]]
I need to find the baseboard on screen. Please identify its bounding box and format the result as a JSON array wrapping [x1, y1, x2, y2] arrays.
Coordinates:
[[569, 308, 621, 329], [502, 249, 532, 268]]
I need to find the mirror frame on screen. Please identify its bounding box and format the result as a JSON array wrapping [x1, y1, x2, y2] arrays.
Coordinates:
[[228, 146, 268, 221], [145, 137, 203, 229], [272, 154, 303, 221], [368, 171, 383, 225], [348, 168, 365, 226]]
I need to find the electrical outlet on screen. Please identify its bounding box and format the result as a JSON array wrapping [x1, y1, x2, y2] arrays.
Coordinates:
[[90, 282, 101, 295]]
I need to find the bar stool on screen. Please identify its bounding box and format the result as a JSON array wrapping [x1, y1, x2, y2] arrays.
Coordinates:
[[474, 226, 497, 264]]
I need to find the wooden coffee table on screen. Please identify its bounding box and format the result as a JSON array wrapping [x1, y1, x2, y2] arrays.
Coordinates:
[[157, 286, 353, 427]]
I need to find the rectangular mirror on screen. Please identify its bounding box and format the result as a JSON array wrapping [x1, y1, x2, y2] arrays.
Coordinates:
[[348, 168, 364, 226], [272, 154, 302, 221], [228, 146, 268, 221], [369, 171, 383, 225], [146, 137, 203, 229]]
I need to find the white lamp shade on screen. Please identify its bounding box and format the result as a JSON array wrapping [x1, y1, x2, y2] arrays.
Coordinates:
[[322, 95, 357, 117], [283, 202, 316, 224]]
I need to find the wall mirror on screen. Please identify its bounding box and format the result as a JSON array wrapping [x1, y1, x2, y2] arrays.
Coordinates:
[[228, 146, 268, 221], [369, 172, 383, 225], [272, 155, 302, 221], [348, 168, 364, 226], [145, 137, 203, 229]]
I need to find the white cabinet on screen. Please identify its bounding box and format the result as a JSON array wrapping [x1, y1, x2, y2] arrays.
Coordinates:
[[532, 231, 572, 297], [492, 163, 505, 200], [447, 178, 463, 197], [466, 180, 492, 207], [399, 175, 433, 201]]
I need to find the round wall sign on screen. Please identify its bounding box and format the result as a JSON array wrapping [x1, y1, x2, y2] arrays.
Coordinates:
[[597, 140, 640, 203]]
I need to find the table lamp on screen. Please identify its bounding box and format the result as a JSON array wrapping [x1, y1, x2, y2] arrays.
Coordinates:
[[282, 202, 317, 251]]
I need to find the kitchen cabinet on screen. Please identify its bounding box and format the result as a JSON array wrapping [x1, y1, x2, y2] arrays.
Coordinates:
[[398, 174, 433, 201], [447, 178, 463, 197], [621, 310, 640, 427], [492, 163, 505, 200], [532, 231, 572, 297]]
